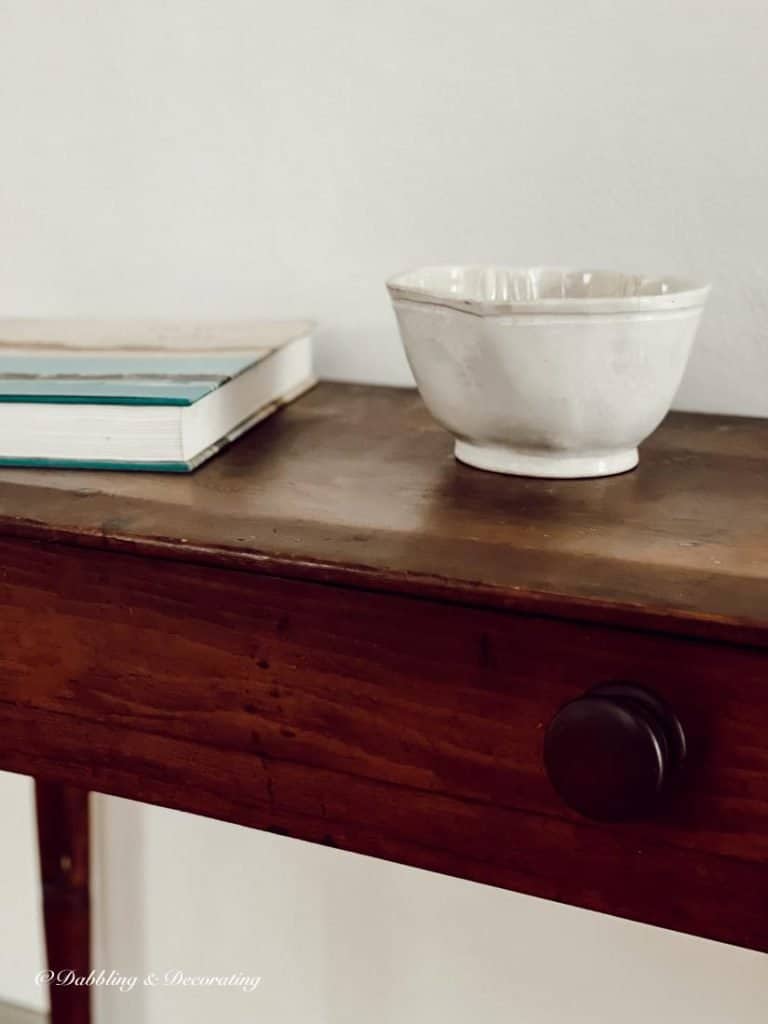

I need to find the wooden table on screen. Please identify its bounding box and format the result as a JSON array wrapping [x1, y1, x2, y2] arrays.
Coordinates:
[[1, 382, 767, 1024]]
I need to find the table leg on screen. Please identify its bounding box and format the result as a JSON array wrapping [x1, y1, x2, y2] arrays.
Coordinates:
[[35, 781, 91, 1024]]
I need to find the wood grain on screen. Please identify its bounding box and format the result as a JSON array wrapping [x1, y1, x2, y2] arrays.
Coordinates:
[[2, 538, 767, 951], [35, 782, 90, 1024], [2, 383, 768, 965], [0, 383, 765, 645]]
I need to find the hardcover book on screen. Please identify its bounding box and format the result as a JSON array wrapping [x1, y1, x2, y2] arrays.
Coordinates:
[[0, 319, 315, 472]]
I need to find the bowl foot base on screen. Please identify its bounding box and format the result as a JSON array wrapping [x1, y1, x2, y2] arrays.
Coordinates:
[[454, 441, 639, 479]]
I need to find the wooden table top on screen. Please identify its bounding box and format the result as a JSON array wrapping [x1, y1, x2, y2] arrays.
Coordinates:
[[0, 381, 766, 644], [3, 381, 768, 956]]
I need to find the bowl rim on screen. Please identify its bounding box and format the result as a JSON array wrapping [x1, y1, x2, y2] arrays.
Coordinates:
[[386, 265, 711, 316]]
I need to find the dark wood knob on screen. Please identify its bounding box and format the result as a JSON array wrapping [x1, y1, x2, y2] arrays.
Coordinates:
[[543, 683, 686, 822]]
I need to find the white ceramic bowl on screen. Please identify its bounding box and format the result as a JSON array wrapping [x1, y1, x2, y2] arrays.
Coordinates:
[[387, 266, 710, 478]]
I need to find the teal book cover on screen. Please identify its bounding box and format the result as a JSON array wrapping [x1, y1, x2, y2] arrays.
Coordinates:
[[0, 351, 261, 406]]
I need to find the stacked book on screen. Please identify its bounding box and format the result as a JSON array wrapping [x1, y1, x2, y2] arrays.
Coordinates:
[[0, 319, 315, 472]]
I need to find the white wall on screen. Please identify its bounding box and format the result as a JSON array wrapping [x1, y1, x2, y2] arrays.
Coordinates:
[[0, 776, 46, 1012], [0, 0, 767, 413], [1, 0, 768, 1020]]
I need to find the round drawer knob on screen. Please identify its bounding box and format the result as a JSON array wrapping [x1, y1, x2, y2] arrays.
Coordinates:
[[543, 683, 686, 822]]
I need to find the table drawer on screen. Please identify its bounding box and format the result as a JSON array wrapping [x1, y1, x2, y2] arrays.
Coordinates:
[[0, 538, 767, 949]]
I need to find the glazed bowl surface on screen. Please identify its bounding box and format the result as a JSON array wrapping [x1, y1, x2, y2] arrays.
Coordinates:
[[387, 266, 710, 478]]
